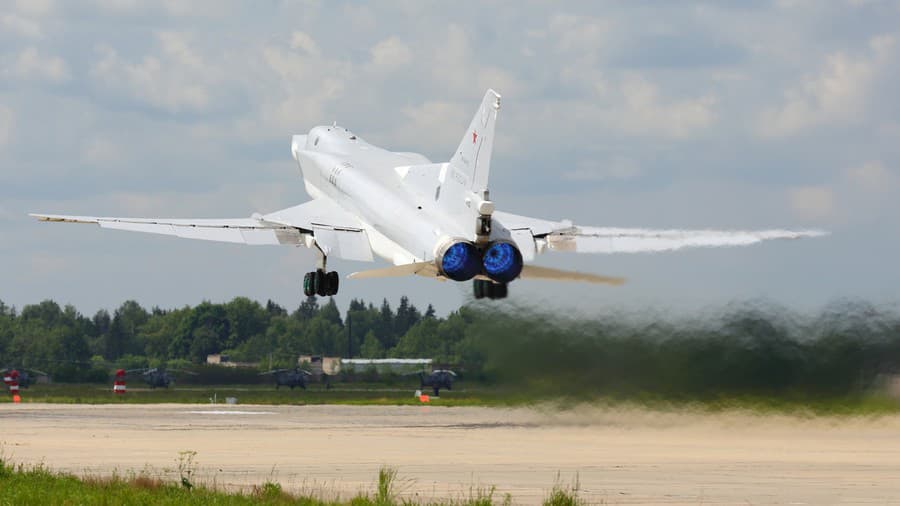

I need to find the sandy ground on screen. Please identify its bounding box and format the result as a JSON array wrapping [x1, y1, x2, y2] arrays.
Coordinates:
[[1, 403, 899, 505]]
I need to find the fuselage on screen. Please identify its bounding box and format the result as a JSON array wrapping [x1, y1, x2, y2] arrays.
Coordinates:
[[292, 126, 472, 264]]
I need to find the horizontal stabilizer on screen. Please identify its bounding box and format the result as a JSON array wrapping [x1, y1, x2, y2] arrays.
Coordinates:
[[519, 265, 625, 285], [348, 262, 438, 280]]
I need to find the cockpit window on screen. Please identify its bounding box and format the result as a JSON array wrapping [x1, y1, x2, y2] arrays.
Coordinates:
[[314, 137, 320, 146], [349, 135, 357, 140]]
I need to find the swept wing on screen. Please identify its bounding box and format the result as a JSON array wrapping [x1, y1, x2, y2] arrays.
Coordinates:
[[30, 199, 374, 262]]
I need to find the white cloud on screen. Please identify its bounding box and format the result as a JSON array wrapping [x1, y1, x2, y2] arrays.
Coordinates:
[[544, 13, 611, 58], [7, 47, 69, 82], [1, 13, 43, 38], [91, 0, 229, 17], [0, 105, 13, 148], [14, 0, 53, 17], [789, 186, 835, 220], [785, 162, 897, 226], [81, 137, 124, 168], [423, 25, 520, 99], [230, 43, 350, 139], [390, 100, 468, 153], [369, 36, 412, 69], [612, 75, 717, 138], [91, 32, 219, 112], [91, 0, 141, 11], [290, 31, 320, 57], [159, 0, 228, 17], [430, 24, 472, 95], [758, 35, 894, 137]]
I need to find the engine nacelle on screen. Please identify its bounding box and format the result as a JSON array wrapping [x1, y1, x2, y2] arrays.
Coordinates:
[[482, 240, 523, 283], [435, 238, 482, 281]]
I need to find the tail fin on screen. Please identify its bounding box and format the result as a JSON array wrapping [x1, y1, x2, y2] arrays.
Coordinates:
[[449, 89, 501, 193]]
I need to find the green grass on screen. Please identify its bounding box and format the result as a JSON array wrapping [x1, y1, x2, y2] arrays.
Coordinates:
[[0, 461, 530, 506], [3, 382, 899, 416], [0, 383, 528, 407]]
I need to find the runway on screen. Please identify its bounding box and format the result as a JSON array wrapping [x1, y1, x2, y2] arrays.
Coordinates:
[[2, 403, 899, 504]]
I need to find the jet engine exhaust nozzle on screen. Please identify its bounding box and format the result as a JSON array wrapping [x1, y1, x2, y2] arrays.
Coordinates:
[[438, 240, 482, 282], [483, 240, 523, 283]]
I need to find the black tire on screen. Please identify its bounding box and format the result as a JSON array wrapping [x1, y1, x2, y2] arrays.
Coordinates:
[[314, 270, 327, 296], [494, 282, 508, 299], [326, 271, 339, 296], [303, 272, 314, 297], [473, 280, 486, 299], [433, 387, 440, 397]]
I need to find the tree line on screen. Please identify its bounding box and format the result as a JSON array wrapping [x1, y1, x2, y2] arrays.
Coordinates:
[[0, 296, 477, 381], [1, 296, 899, 397]]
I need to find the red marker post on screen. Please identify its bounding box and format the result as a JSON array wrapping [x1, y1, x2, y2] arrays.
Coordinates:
[[8, 369, 20, 400], [113, 369, 127, 395]]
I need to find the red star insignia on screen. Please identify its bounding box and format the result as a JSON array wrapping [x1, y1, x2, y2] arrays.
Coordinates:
[[472, 131, 478, 144]]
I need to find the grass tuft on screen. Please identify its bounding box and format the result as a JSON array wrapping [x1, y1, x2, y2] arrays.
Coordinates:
[[543, 474, 583, 506], [376, 466, 398, 505]]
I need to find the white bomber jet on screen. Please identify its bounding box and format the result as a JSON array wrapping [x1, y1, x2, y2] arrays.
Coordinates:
[[32, 90, 824, 300]]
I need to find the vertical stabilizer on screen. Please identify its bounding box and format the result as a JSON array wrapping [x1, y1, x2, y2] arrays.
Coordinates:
[[449, 89, 501, 193]]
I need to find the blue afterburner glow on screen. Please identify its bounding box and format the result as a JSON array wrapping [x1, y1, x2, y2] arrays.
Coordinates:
[[483, 241, 523, 283], [441, 241, 481, 281]]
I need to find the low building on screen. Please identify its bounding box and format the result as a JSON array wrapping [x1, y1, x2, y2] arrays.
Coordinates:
[[207, 354, 258, 368], [340, 358, 432, 375], [298, 355, 342, 376], [207, 354, 230, 365]]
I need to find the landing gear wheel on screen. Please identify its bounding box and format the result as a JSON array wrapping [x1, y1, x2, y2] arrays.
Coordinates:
[[490, 282, 508, 300], [433, 387, 440, 397], [326, 271, 339, 296], [304, 270, 340, 297], [303, 272, 315, 297], [314, 270, 327, 296], [473, 279, 488, 299], [473, 280, 508, 300]]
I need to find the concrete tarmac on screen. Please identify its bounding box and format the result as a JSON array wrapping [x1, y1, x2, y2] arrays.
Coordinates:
[[1, 403, 899, 504]]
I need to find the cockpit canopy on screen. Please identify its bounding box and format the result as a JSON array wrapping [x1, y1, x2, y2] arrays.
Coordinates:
[[308, 125, 361, 150]]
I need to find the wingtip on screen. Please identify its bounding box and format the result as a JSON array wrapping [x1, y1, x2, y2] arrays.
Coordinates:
[[29, 213, 56, 222]]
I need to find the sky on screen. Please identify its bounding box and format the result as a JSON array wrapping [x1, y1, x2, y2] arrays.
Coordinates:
[[2, 0, 899, 318]]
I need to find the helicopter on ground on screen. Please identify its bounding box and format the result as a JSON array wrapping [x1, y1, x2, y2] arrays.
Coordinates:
[[259, 368, 311, 389], [418, 369, 456, 396], [127, 367, 196, 389], [2, 367, 49, 390]]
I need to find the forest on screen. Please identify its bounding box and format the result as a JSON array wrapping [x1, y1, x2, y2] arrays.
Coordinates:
[[1, 296, 899, 398]]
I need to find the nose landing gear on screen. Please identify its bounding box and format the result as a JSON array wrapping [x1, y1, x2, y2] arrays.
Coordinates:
[[473, 279, 508, 300]]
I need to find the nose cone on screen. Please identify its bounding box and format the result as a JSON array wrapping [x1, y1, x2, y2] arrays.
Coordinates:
[[291, 135, 307, 161]]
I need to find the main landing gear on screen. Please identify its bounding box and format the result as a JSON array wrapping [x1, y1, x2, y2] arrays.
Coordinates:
[[303, 246, 339, 297], [473, 279, 508, 300], [303, 269, 339, 297]]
